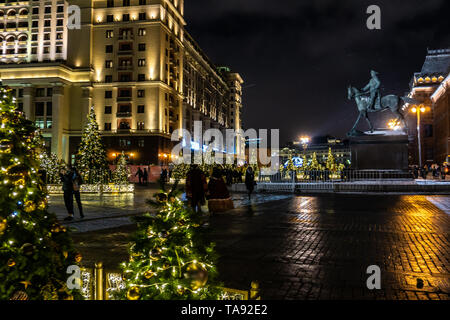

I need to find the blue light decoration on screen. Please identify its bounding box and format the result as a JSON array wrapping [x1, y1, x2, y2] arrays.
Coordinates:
[[284, 157, 303, 168]]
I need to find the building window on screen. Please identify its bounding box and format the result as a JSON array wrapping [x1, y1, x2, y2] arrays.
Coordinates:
[[138, 28, 146, 36], [105, 45, 113, 53], [104, 123, 112, 131], [105, 106, 112, 114], [43, 47, 50, 54], [106, 30, 114, 38], [137, 90, 145, 98], [122, 14, 130, 22], [44, 20, 51, 27], [123, 0, 131, 6], [56, 33, 63, 40], [36, 88, 45, 97], [105, 75, 113, 83], [57, 5, 64, 13], [137, 121, 145, 130], [138, 59, 146, 67], [32, 7, 39, 14], [44, 33, 50, 40], [57, 19, 64, 26], [105, 60, 113, 68], [56, 46, 62, 53], [139, 13, 146, 21], [139, 0, 147, 5], [32, 21, 38, 28], [138, 139, 145, 147], [107, 0, 114, 8], [138, 43, 146, 51], [106, 15, 114, 22], [138, 74, 146, 82], [137, 105, 145, 113], [105, 91, 113, 99], [35, 102, 45, 116]]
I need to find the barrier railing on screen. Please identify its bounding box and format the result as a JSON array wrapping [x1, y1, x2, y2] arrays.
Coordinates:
[[80, 262, 259, 300]]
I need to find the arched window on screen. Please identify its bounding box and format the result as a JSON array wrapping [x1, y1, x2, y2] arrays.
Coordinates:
[[18, 34, 27, 42], [6, 35, 15, 43], [7, 9, 16, 16], [0, 11, 4, 17], [19, 9, 28, 16]]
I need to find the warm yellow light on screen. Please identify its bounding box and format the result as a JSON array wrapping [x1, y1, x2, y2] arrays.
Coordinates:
[[411, 107, 417, 113], [130, 153, 135, 157], [112, 153, 117, 158], [388, 119, 401, 131], [420, 107, 426, 113]]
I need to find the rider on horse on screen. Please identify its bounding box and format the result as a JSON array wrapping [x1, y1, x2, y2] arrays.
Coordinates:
[[361, 70, 381, 111]]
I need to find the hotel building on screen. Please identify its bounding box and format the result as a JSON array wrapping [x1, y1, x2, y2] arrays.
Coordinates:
[[0, 0, 244, 165], [407, 49, 450, 165]]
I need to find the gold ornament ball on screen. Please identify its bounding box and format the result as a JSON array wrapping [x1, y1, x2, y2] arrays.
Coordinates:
[[127, 286, 141, 300], [143, 270, 155, 279], [75, 253, 82, 263], [7, 259, 16, 267], [185, 262, 208, 290]]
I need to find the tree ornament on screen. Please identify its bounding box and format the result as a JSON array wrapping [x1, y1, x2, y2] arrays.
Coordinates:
[[127, 286, 140, 300], [143, 270, 155, 279], [23, 201, 36, 213], [0, 219, 6, 234], [184, 262, 208, 290], [10, 291, 28, 300], [7, 259, 15, 267], [75, 253, 82, 263], [21, 243, 35, 256], [149, 248, 162, 261]]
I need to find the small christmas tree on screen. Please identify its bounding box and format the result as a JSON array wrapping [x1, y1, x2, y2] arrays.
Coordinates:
[[113, 151, 130, 185], [325, 147, 336, 172], [39, 152, 64, 184], [309, 152, 323, 170], [76, 106, 108, 184], [116, 183, 222, 300], [0, 87, 81, 300]]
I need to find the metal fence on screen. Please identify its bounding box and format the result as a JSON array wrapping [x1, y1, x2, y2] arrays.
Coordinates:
[[80, 262, 259, 300], [259, 169, 414, 183]]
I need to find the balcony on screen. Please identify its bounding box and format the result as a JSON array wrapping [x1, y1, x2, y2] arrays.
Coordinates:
[[118, 65, 133, 71], [118, 50, 133, 55], [116, 112, 132, 118], [117, 96, 132, 102], [118, 34, 134, 40]]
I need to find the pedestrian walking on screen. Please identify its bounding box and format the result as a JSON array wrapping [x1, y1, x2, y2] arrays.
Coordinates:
[[441, 164, 447, 180], [245, 166, 256, 200], [60, 166, 74, 221], [72, 167, 84, 219], [207, 168, 234, 213], [143, 168, 149, 185], [135, 167, 144, 185], [186, 164, 207, 213]]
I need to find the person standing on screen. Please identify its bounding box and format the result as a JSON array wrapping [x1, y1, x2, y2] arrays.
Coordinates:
[[186, 164, 207, 213], [60, 166, 74, 221], [72, 167, 84, 219], [208, 168, 234, 213], [143, 168, 149, 186], [135, 167, 144, 185], [245, 166, 256, 200]]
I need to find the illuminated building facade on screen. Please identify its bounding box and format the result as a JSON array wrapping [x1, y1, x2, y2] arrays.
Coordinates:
[[407, 49, 450, 166], [0, 0, 244, 165]]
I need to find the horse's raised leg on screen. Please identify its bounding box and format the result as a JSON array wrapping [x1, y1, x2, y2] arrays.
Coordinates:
[[364, 111, 374, 133]]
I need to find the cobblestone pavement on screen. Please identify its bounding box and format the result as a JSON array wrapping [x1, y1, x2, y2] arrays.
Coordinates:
[[71, 194, 450, 300]]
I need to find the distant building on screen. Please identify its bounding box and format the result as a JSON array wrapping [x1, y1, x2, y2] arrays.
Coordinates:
[[0, 0, 244, 165], [281, 136, 351, 168], [407, 49, 450, 165]]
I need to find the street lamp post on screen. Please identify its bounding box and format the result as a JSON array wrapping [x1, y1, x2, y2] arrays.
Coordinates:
[[411, 105, 428, 168]]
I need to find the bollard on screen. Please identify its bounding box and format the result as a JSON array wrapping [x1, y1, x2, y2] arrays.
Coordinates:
[[250, 281, 261, 300], [95, 262, 104, 300]]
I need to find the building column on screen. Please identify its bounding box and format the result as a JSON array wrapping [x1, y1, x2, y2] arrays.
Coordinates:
[[80, 86, 93, 129], [51, 85, 65, 161], [22, 86, 34, 119]]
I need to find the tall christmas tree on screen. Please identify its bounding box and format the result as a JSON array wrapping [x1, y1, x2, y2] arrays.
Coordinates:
[[325, 147, 336, 172], [76, 106, 108, 183], [115, 184, 222, 300], [0, 87, 81, 300], [309, 152, 323, 170], [113, 151, 130, 185]]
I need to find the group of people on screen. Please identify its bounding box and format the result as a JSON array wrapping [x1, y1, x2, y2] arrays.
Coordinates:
[[412, 164, 448, 180], [135, 167, 149, 185], [60, 166, 84, 221], [185, 165, 256, 214]]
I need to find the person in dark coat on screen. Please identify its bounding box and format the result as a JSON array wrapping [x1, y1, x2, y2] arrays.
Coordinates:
[[72, 167, 84, 218], [245, 166, 256, 200], [135, 168, 144, 185], [207, 168, 233, 213], [60, 166, 75, 221], [186, 165, 207, 213], [143, 168, 149, 185]]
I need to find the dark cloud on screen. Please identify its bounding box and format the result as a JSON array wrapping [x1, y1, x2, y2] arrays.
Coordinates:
[[185, 0, 449, 144]]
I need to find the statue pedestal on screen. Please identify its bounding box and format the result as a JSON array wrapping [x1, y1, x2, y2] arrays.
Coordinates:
[[349, 132, 409, 170]]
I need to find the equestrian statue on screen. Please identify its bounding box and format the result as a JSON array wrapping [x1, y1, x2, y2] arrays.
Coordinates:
[[347, 70, 418, 136]]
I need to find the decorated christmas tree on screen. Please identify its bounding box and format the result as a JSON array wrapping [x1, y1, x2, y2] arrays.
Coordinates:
[[0, 87, 81, 300], [113, 151, 130, 185], [116, 183, 222, 300], [76, 106, 108, 183], [325, 147, 336, 172], [309, 152, 323, 170], [39, 151, 64, 184]]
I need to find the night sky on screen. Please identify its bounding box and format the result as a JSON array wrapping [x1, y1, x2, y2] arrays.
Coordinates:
[[184, 0, 450, 145]]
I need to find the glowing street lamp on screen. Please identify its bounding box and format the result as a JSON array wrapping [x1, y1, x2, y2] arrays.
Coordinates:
[[410, 104, 429, 167], [299, 136, 310, 154], [388, 119, 401, 131]]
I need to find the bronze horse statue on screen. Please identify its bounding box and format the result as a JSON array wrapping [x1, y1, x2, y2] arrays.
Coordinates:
[[347, 86, 417, 136]]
